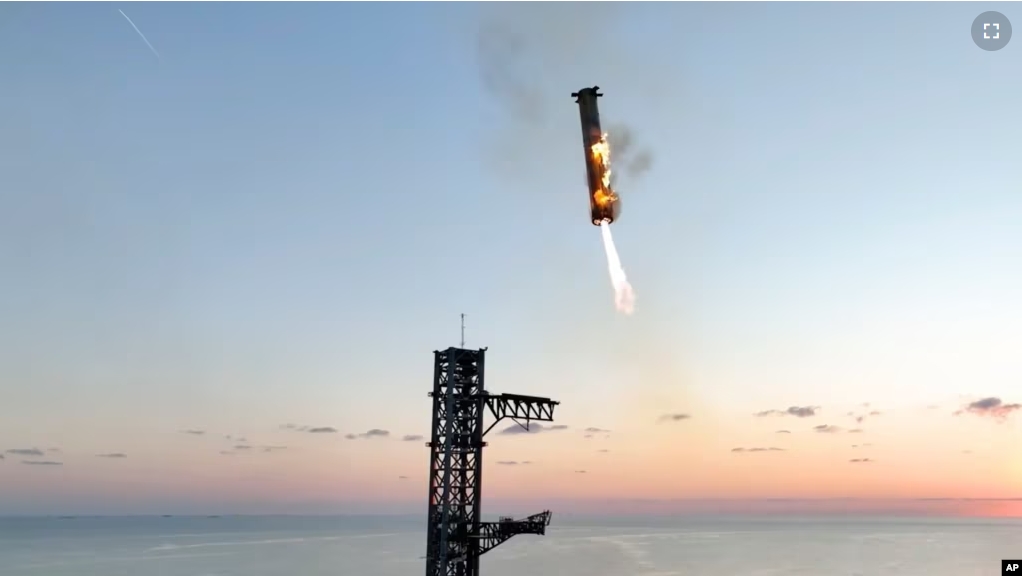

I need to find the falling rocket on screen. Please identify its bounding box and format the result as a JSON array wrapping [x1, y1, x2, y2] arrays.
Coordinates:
[[571, 86, 635, 315], [572, 86, 620, 226]]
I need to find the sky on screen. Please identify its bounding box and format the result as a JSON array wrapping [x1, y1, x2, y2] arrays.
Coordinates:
[[1, 2, 1021, 517]]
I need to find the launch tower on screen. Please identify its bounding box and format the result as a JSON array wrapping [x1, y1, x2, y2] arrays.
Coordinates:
[[424, 346, 559, 576]]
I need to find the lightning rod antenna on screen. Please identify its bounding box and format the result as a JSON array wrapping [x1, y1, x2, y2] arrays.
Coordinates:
[[460, 314, 465, 348]]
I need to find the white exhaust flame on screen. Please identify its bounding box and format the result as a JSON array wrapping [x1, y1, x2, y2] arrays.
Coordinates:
[[599, 221, 635, 315]]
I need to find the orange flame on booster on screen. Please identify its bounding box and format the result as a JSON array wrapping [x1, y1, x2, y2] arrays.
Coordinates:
[[590, 132, 634, 315], [590, 133, 618, 214]]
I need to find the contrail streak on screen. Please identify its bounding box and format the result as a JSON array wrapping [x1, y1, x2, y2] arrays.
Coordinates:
[[599, 222, 635, 315], [118, 9, 160, 59]]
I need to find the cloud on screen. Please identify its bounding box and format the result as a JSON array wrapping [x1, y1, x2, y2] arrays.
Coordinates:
[[220, 451, 235, 456], [848, 428, 863, 434], [776, 430, 791, 434], [22, 460, 62, 466], [731, 447, 785, 453], [849, 458, 873, 463], [813, 425, 841, 434], [346, 429, 391, 439], [0, 454, 4, 460], [5, 448, 44, 457], [597, 449, 610, 453], [955, 397, 1021, 420], [574, 470, 587, 474], [181, 429, 205, 436], [851, 443, 873, 449], [848, 408, 882, 424], [658, 413, 691, 422], [398, 475, 409, 480], [260, 446, 287, 453], [234, 445, 251, 451], [282, 424, 340, 433], [498, 423, 568, 435], [96, 453, 127, 458], [225, 435, 247, 442], [402, 434, 424, 442], [522, 460, 533, 464], [583, 426, 612, 439], [497, 460, 519, 466], [755, 406, 818, 418]]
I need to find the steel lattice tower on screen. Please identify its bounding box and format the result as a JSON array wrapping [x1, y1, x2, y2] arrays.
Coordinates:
[[424, 346, 559, 576]]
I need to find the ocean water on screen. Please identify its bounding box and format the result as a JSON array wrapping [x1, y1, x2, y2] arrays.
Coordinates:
[[0, 514, 1018, 575]]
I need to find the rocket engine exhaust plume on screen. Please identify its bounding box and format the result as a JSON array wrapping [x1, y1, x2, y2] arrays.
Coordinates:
[[599, 221, 635, 315]]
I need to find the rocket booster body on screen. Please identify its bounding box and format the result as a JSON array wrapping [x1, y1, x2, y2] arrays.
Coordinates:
[[572, 86, 620, 226]]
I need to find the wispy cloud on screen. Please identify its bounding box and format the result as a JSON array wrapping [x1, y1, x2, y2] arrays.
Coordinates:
[[96, 453, 127, 459], [658, 413, 691, 422], [398, 475, 409, 480], [498, 423, 568, 435], [813, 424, 841, 434], [776, 430, 791, 434], [597, 449, 610, 453], [955, 397, 1021, 420], [281, 424, 338, 433], [497, 460, 520, 465], [731, 447, 785, 453], [402, 434, 424, 442], [755, 406, 818, 418], [849, 458, 873, 463], [847, 408, 882, 424], [574, 470, 587, 474], [583, 426, 612, 439], [307, 427, 338, 434], [848, 428, 863, 434], [5, 448, 44, 457], [22, 460, 62, 466], [346, 428, 390, 439], [260, 446, 287, 453], [233, 445, 251, 451], [181, 430, 205, 436]]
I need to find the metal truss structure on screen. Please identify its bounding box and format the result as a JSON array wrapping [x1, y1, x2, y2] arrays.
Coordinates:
[[424, 347, 559, 576]]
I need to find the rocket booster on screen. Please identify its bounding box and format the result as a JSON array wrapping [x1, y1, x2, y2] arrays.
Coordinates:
[[572, 86, 620, 226]]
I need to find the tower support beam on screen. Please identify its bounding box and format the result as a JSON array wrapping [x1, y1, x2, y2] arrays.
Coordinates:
[[424, 347, 559, 576]]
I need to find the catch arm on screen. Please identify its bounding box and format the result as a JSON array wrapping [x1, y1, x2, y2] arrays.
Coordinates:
[[482, 393, 559, 437], [472, 511, 552, 556]]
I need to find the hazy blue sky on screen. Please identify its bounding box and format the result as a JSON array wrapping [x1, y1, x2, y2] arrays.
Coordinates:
[[1, 2, 1020, 515]]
